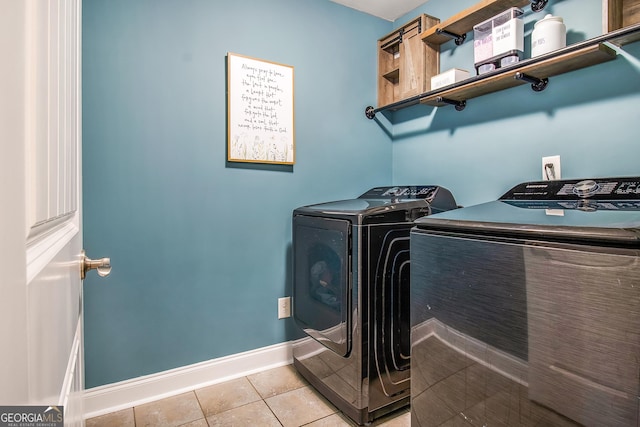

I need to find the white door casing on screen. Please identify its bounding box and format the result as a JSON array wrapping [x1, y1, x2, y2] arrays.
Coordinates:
[[1, 0, 84, 425]]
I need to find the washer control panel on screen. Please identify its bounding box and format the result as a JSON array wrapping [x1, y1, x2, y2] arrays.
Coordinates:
[[502, 177, 640, 200], [358, 185, 459, 213], [501, 177, 640, 211], [360, 186, 439, 200]]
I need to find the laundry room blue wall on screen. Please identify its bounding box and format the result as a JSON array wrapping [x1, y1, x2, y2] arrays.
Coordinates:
[[82, 0, 393, 387], [389, 0, 640, 207], [83, 0, 640, 389]]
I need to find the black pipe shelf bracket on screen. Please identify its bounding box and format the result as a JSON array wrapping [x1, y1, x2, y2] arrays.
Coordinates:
[[515, 72, 549, 92], [365, 106, 376, 119], [436, 28, 467, 46], [437, 96, 467, 111], [530, 0, 549, 12]]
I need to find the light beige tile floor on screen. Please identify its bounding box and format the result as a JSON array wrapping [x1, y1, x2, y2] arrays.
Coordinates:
[[86, 364, 410, 427]]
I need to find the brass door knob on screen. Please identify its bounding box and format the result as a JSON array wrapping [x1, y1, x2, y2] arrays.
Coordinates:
[[81, 250, 112, 279]]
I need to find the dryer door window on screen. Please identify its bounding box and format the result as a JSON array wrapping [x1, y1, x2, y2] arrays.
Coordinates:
[[293, 215, 351, 357]]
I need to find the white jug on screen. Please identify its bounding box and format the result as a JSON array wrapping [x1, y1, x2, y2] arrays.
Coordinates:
[[531, 14, 566, 57]]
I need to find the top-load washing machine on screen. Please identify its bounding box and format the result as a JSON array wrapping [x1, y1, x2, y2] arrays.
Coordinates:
[[410, 176, 640, 427], [292, 185, 458, 425]]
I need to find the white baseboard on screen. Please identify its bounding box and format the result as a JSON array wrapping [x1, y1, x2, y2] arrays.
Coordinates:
[[83, 341, 294, 419]]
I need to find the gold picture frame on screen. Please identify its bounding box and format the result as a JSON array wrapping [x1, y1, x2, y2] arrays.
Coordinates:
[[227, 52, 295, 165]]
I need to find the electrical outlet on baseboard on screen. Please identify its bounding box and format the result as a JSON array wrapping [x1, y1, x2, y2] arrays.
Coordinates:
[[542, 155, 561, 181], [278, 297, 291, 319]]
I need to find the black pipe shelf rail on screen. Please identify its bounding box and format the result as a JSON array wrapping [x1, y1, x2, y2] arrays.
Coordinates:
[[364, 23, 640, 118]]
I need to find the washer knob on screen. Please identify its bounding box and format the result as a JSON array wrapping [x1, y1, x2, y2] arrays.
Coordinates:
[[573, 180, 599, 198]]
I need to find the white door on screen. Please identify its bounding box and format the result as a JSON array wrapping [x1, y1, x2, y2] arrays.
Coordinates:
[[1, 1, 88, 425]]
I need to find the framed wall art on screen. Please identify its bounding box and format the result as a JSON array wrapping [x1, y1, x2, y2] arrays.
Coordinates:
[[227, 52, 295, 165]]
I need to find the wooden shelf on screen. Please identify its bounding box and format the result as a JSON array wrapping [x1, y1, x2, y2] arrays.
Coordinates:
[[609, 30, 640, 45], [382, 69, 400, 82], [367, 1, 640, 118], [420, 42, 616, 107], [421, 0, 533, 46]]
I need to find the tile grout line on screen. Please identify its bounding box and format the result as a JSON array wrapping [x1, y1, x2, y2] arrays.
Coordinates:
[[190, 389, 210, 426], [245, 374, 285, 427]]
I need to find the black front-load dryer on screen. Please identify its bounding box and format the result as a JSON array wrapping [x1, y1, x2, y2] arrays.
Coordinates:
[[292, 185, 458, 425]]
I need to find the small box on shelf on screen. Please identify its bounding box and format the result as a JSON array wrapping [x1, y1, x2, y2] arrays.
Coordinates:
[[431, 68, 470, 90]]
